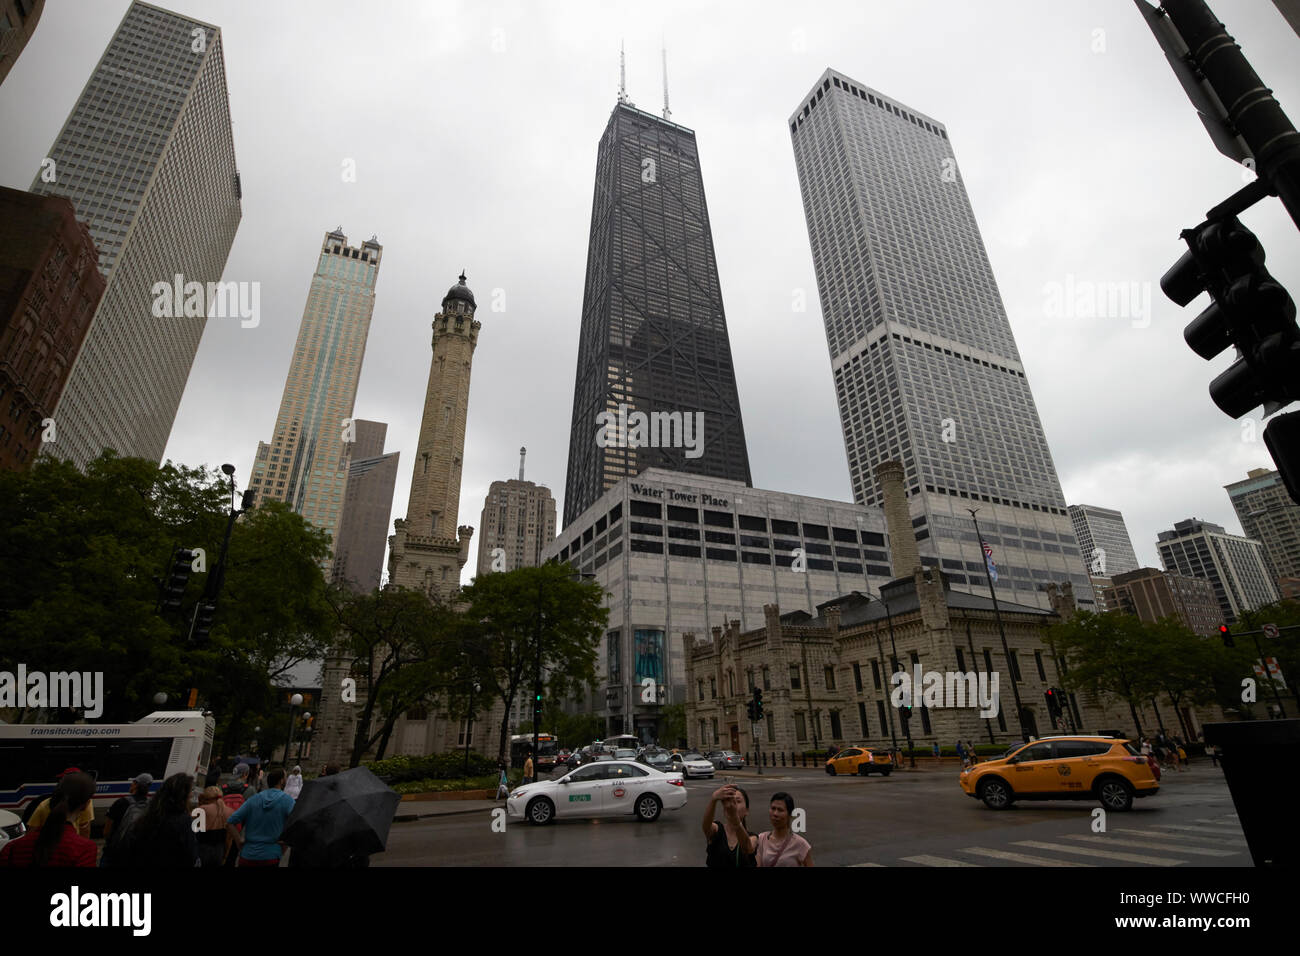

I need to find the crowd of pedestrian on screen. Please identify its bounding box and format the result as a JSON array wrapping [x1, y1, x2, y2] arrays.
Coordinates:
[[0, 759, 360, 869], [1140, 732, 1189, 772]]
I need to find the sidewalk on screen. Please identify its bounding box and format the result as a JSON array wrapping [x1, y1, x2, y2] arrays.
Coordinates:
[[394, 798, 501, 821]]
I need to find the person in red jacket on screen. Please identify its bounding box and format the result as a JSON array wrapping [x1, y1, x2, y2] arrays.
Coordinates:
[[0, 772, 97, 867]]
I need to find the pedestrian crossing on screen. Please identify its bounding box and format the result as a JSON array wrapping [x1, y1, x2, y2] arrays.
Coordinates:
[[850, 812, 1247, 867]]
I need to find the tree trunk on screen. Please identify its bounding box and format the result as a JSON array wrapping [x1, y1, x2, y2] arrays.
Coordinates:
[[1128, 700, 1143, 740]]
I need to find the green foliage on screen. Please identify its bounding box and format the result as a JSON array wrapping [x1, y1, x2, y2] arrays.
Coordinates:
[[657, 703, 686, 748], [457, 564, 607, 763], [365, 751, 499, 783]]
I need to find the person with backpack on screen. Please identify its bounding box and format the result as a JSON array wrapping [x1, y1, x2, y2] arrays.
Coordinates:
[[100, 773, 152, 867], [120, 773, 200, 868], [196, 786, 233, 868]]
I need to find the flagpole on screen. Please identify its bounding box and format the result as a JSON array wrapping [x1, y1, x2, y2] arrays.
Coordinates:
[[968, 508, 1027, 742]]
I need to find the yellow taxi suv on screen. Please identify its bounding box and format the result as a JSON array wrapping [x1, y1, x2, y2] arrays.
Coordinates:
[[960, 736, 1158, 812], [825, 746, 893, 777]]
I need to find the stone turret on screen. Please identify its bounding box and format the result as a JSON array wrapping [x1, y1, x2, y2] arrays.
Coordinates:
[[876, 460, 921, 578]]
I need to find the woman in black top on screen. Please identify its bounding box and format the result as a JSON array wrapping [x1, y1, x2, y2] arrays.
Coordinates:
[[703, 784, 756, 868]]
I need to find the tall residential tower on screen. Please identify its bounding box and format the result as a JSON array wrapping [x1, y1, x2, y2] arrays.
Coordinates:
[[247, 229, 382, 565], [563, 91, 751, 526], [789, 68, 1090, 609], [32, 0, 241, 468]]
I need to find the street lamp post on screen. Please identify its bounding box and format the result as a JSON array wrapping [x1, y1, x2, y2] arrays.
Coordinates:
[[968, 509, 1027, 742], [860, 590, 900, 758], [283, 693, 303, 767], [464, 681, 480, 777], [296, 712, 311, 764], [967, 619, 996, 744]]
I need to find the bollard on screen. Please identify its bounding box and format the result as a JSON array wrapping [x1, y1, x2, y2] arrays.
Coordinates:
[[780, 751, 786, 767]]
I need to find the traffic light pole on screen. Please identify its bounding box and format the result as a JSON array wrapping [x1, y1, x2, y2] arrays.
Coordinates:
[[1162, 0, 1300, 233]]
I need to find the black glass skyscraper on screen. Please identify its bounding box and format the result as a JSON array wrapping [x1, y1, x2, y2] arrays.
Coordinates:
[[564, 99, 752, 526]]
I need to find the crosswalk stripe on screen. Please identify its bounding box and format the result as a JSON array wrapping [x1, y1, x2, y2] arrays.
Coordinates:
[[1063, 835, 1236, 857], [1191, 819, 1244, 828], [1147, 823, 1237, 834], [1013, 840, 1187, 866], [1112, 828, 1244, 847], [960, 847, 1092, 867], [849, 862, 886, 867], [899, 855, 981, 867]]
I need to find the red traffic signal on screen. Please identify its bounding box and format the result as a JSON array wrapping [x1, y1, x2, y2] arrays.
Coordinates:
[[1219, 624, 1236, 648]]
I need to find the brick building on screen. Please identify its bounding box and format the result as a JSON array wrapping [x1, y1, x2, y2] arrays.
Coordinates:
[[0, 187, 104, 470]]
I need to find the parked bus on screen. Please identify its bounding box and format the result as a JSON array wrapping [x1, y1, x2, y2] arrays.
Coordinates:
[[510, 732, 559, 772], [0, 711, 216, 823]]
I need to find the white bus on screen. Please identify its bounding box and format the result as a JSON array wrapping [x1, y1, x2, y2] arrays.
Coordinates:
[[0, 711, 216, 823]]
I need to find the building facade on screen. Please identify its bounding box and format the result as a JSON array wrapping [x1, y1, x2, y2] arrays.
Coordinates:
[[475, 447, 557, 578], [789, 68, 1092, 611], [1156, 519, 1280, 625], [0, 0, 43, 84], [545, 466, 895, 741], [1108, 567, 1224, 637], [685, 573, 1224, 759], [1068, 504, 1140, 577], [247, 229, 382, 567], [0, 188, 104, 470], [331, 419, 399, 595], [1225, 468, 1300, 588], [563, 97, 752, 527], [32, 0, 241, 469]]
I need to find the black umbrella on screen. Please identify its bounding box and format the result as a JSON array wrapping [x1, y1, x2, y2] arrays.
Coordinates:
[[281, 767, 400, 867]]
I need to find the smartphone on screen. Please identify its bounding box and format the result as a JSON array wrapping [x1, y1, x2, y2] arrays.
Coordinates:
[[723, 775, 734, 787]]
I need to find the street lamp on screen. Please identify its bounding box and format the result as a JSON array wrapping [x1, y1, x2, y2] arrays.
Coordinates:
[[464, 682, 480, 777], [296, 712, 311, 764], [283, 693, 303, 766], [187, 464, 254, 645]]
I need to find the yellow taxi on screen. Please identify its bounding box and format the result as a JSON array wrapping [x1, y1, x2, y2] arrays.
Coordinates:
[[960, 736, 1158, 811], [825, 746, 893, 777]]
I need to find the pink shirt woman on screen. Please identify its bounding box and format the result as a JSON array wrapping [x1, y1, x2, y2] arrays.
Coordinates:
[[756, 792, 814, 867]]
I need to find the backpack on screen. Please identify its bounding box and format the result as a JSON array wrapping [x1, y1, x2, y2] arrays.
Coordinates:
[[102, 799, 148, 866]]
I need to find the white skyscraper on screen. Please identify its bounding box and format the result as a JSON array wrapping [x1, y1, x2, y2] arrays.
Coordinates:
[[1068, 504, 1141, 577], [32, 1, 241, 468], [789, 68, 1092, 609]]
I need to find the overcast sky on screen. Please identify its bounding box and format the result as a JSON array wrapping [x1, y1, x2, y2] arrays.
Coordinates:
[[2, 0, 1298, 578]]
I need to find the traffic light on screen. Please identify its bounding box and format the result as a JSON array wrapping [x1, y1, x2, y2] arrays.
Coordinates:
[[191, 602, 216, 643], [533, 688, 543, 723], [1219, 624, 1235, 648], [162, 548, 194, 611], [753, 687, 764, 721], [1044, 688, 1061, 719], [746, 700, 757, 722], [898, 704, 912, 725], [1163, 215, 1300, 419]]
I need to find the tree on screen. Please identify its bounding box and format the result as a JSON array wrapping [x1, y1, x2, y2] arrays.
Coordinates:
[[457, 564, 606, 765], [0, 452, 347, 747], [658, 703, 686, 748], [329, 585, 461, 767], [1048, 611, 1160, 738], [1142, 617, 1224, 738], [0, 453, 226, 721]]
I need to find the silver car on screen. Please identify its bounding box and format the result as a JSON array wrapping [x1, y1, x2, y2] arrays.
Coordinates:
[[667, 751, 715, 779]]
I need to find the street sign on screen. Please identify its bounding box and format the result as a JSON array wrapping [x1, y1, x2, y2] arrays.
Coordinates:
[[1263, 623, 1280, 638]]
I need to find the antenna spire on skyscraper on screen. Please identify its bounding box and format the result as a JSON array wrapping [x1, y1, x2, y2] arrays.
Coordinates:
[[662, 42, 671, 121], [519, 446, 526, 482], [619, 41, 629, 104]]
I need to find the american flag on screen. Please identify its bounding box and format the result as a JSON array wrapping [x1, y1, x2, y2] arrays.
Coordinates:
[[981, 541, 998, 582]]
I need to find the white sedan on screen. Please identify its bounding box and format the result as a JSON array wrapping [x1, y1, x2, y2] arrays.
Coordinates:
[[507, 761, 688, 825], [667, 751, 716, 779]]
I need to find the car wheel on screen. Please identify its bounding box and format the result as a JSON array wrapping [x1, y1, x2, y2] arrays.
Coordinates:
[[526, 797, 555, 826], [826, 764, 837, 775], [1097, 777, 1134, 812], [857, 763, 871, 776], [979, 777, 1014, 810], [881, 768, 892, 777], [636, 794, 661, 822]]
